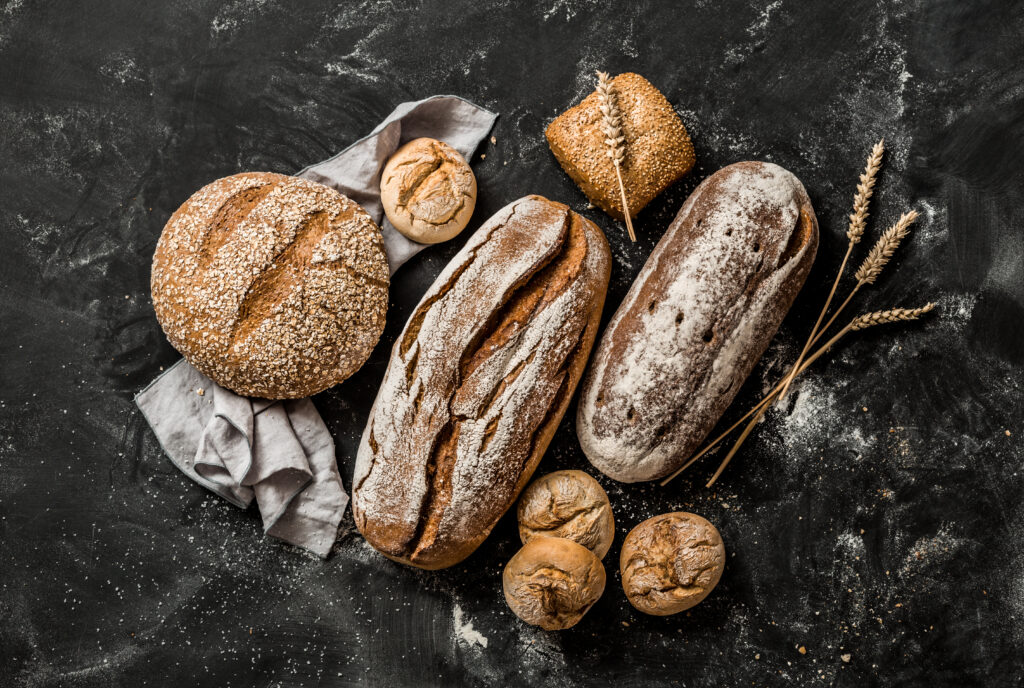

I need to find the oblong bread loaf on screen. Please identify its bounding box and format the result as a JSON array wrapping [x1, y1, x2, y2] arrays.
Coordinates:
[[353, 195, 611, 569], [577, 161, 818, 483]]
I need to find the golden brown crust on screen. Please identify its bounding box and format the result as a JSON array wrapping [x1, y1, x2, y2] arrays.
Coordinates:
[[517, 470, 615, 559], [620, 512, 725, 616], [503, 537, 606, 630], [352, 196, 611, 570], [380, 138, 477, 244], [151, 172, 388, 399], [545, 72, 695, 220]]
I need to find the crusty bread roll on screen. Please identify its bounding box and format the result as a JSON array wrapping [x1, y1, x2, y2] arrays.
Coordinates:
[[517, 470, 615, 559], [504, 537, 606, 630], [352, 195, 611, 570], [577, 162, 818, 482], [380, 137, 476, 244], [152, 172, 389, 399], [620, 512, 724, 616], [546, 72, 695, 221]]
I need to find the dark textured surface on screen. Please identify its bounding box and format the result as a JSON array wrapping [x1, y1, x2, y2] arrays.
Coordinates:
[[1, 1, 1022, 685]]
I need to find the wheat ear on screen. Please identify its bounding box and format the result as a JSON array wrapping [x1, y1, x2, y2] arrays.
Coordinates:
[[596, 71, 636, 242], [775, 139, 885, 402], [699, 303, 936, 488]]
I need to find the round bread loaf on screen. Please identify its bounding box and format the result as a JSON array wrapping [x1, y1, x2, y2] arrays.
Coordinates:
[[620, 512, 725, 616], [503, 537, 606, 630], [152, 172, 389, 399], [517, 470, 615, 558], [380, 137, 476, 244]]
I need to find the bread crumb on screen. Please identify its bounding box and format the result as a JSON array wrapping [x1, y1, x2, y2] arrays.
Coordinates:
[[862, 406, 868, 412], [841, 653, 851, 663], [490, 136, 496, 144], [196, 388, 205, 396], [1006, 430, 1012, 436], [622, 621, 629, 627], [754, 654, 761, 660], [798, 646, 807, 654], [480, 153, 486, 159]]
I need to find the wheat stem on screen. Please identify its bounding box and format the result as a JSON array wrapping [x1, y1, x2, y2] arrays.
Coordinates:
[[703, 303, 934, 487], [775, 139, 885, 402], [596, 70, 636, 242]]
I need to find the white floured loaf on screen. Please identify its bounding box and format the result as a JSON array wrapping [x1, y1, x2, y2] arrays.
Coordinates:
[[577, 161, 818, 482]]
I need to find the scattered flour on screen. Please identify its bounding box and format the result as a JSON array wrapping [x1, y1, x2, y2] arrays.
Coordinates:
[[452, 604, 488, 649]]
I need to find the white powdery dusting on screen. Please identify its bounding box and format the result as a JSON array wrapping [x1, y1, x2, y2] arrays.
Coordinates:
[[578, 162, 813, 482], [452, 604, 488, 649]]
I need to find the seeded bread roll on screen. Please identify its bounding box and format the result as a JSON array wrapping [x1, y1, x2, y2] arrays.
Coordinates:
[[620, 512, 725, 616], [352, 195, 611, 570], [380, 138, 477, 244], [504, 537, 606, 630], [151, 172, 389, 399], [517, 470, 615, 558], [545, 72, 695, 220], [577, 162, 818, 482]]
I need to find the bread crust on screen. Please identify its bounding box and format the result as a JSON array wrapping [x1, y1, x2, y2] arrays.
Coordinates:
[[577, 162, 818, 482], [545, 72, 695, 220], [151, 172, 388, 399], [620, 512, 724, 616], [517, 470, 615, 559], [504, 536, 606, 630], [353, 195, 611, 569], [380, 137, 477, 244]]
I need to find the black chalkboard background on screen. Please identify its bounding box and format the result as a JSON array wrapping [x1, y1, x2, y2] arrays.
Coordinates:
[[2, 1, 1023, 686]]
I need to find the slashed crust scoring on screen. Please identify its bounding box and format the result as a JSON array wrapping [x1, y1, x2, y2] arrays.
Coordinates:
[[577, 162, 819, 482], [353, 195, 611, 570], [620, 512, 725, 616], [151, 172, 389, 399]]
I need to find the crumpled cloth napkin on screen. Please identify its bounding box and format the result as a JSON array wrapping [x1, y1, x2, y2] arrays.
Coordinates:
[[136, 95, 498, 558]]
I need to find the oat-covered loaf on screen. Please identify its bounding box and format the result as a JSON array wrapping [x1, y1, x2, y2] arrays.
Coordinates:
[[352, 195, 611, 570], [620, 512, 725, 616], [504, 537, 606, 630], [517, 470, 615, 558], [545, 72, 695, 220], [577, 162, 818, 482], [380, 137, 477, 244], [151, 172, 389, 399]]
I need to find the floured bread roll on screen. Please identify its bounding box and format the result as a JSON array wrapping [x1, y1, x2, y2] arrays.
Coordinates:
[[620, 512, 725, 616], [517, 470, 615, 558], [503, 537, 606, 630], [380, 137, 477, 244]]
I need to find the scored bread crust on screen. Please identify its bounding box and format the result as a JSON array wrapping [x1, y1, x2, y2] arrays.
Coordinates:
[[352, 195, 611, 570], [577, 162, 819, 483], [545, 72, 695, 220], [151, 172, 388, 399]]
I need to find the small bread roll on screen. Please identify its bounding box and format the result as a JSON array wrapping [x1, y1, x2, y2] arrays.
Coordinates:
[[517, 470, 615, 558], [503, 537, 606, 630], [620, 512, 725, 616], [380, 137, 477, 244]]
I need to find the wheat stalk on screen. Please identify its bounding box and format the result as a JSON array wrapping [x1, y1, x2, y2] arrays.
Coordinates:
[[775, 139, 885, 403], [596, 71, 636, 242], [854, 210, 918, 285], [698, 302, 936, 488]]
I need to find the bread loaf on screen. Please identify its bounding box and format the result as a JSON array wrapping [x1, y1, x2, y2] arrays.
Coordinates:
[[577, 162, 818, 482], [517, 470, 615, 558], [353, 195, 611, 569], [152, 172, 389, 399], [620, 512, 725, 615], [545, 72, 695, 220], [503, 537, 606, 630], [380, 137, 476, 244]]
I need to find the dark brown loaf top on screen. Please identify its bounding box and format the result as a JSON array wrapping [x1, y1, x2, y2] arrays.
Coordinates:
[[545, 72, 695, 221], [577, 162, 818, 482], [352, 195, 611, 569], [152, 172, 389, 399]]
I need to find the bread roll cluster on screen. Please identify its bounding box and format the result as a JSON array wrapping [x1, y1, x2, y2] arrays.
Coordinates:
[[503, 471, 612, 630]]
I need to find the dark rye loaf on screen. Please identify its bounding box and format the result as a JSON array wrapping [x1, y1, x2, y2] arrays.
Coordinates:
[[353, 195, 611, 569], [577, 162, 818, 483]]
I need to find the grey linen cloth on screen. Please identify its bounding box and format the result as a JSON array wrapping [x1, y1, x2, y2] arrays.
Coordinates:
[[136, 95, 498, 558]]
